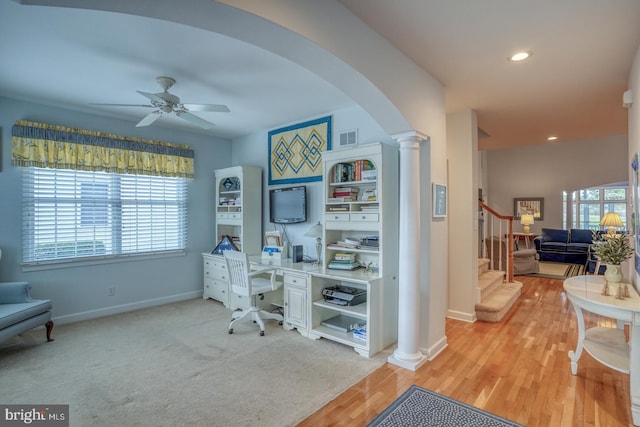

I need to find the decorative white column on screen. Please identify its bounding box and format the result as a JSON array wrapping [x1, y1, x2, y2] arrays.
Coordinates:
[[388, 131, 428, 371]]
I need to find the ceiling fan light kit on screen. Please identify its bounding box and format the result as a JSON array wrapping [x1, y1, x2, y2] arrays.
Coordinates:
[[91, 76, 230, 129]]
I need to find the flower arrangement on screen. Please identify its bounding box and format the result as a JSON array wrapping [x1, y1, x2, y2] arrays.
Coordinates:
[[592, 231, 634, 265]]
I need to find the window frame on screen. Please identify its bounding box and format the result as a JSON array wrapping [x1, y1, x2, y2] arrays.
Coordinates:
[[21, 167, 188, 271]]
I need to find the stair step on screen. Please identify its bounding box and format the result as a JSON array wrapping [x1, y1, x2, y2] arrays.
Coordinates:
[[478, 270, 504, 299], [477, 258, 490, 275], [475, 281, 523, 322]]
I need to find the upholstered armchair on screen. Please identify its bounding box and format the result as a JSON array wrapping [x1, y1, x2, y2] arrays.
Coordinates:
[[484, 236, 540, 275]]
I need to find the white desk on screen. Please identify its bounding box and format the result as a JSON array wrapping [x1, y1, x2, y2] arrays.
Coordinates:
[[563, 275, 640, 426], [244, 255, 397, 358]]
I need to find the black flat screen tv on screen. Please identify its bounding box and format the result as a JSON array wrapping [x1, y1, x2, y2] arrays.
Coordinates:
[[269, 186, 307, 224]]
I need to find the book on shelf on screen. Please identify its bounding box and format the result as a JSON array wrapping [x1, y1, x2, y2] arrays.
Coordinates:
[[332, 241, 360, 249], [334, 252, 356, 261], [328, 260, 361, 270], [328, 206, 349, 212], [333, 160, 376, 183], [328, 197, 354, 202], [334, 187, 360, 193]]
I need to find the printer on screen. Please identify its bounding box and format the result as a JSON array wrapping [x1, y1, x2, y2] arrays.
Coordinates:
[[322, 285, 367, 306]]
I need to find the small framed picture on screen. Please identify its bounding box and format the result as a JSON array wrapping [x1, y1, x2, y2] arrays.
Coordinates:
[[432, 183, 447, 218]]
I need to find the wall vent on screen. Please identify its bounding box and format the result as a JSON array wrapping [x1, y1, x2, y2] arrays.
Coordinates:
[[339, 129, 358, 147]]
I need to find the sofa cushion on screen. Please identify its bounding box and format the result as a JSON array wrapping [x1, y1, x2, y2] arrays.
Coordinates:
[[0, 300, 52, 330], [566, 242, 590, 253], [540, 241, 568, 252], [570, 229, 593, 244], [541, 228, 569, 243]]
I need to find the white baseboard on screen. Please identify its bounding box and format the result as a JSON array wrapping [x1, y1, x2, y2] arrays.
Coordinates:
[[446, 309, 477, 323], [52, 291, 202, 325], [421, 335, 448, 361]]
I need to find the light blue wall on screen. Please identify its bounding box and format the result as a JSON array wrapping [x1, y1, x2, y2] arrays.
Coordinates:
[[231, 106, 392, 259], [0, 96, 232, 323]]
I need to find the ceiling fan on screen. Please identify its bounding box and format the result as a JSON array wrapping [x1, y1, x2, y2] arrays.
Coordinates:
[[90, 76, 230, 129]]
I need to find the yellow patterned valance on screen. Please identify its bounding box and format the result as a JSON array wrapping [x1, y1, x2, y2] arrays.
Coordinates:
[[11, 120, 194, 178]]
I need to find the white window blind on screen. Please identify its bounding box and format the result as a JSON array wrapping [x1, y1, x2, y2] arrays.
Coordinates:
[[22, 168, 188, 264]]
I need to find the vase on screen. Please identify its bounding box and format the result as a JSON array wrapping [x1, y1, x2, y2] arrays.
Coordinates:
[[604, 264, 623, 283]]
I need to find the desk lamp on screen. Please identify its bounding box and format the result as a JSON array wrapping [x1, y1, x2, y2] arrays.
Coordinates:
[[304, 221, 323, 265], [520, 214, 534, 234], [600, 212, 623, 238]]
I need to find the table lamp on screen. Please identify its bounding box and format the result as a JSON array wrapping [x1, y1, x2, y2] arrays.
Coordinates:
[[304, 221, 323, 264], [520, 214, 534, 234], [600, 212, 623, 238]]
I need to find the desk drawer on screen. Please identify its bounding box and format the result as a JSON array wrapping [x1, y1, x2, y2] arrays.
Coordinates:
[[216, 212, 229, 220], [204, 278, 228, 304], [326, 212, 350, 222], [351, 213, 379, 222], [284, 272, 308, 288]]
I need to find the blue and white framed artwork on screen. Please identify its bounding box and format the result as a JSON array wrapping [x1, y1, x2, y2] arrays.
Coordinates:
[[268, 115, 332, 185]]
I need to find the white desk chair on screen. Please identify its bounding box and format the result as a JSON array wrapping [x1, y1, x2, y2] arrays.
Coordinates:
[[223, 250, 283, 336]]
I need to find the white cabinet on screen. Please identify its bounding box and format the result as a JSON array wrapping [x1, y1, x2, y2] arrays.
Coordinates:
[[283, 271, 309, 334], [308, 271, 397, 358], [214, 166, 262, 255], [202, 253, 230, 306], [321, 142, 398, 278], [313, 142, 399, 357], [204, 166, 263, 304]]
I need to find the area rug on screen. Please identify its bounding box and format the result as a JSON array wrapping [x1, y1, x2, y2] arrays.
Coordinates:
[[367, 385, 523, 427], [525, 261, 584, 279]]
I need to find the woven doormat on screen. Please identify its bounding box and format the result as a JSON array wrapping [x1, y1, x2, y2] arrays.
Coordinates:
[[367, 385, 523, 427]]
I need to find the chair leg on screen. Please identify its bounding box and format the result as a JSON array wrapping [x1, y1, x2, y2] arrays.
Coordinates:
[[45, 320, 54, 342]]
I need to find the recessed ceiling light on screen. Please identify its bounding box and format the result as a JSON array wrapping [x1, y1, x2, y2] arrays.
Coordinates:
[[509, 51, 532, 62], [547, 136, 558, 141]]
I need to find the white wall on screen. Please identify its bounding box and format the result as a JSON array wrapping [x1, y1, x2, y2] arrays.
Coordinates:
[[230, 106, 392, 259], [0, 96, 232, 323], [446, 110, 479, 321], [486, 135, 628, 232], [628, 42, 640, 290]]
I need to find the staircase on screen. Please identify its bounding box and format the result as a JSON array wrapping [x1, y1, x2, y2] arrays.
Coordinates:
[[475, 258, 522, 322], [476, 200, 523, 322]]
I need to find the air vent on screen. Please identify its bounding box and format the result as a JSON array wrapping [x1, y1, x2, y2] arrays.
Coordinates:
[[339, 129, 358, 147]]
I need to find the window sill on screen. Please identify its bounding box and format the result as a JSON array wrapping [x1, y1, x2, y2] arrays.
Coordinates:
[[21, 250, 187, 272]]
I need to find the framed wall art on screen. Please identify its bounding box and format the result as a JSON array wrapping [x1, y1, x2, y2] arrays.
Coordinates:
[[268, 115, 332, 185], [432, 183, 447, 218], [513, 197, 544, 220]]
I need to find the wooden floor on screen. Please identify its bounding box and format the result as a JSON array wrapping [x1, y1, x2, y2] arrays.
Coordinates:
[[298, 275, 633, 426]]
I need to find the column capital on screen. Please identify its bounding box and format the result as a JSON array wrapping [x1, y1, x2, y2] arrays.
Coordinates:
[[392, 130, 429, 144]]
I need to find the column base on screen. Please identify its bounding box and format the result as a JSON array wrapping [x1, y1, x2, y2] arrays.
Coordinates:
[[388, 348, 429, 371]]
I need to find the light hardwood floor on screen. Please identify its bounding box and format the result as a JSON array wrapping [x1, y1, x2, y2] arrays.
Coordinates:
[[298, 275, 633, 426]]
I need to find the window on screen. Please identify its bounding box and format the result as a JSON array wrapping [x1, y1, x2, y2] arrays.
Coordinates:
[[22, 168, 188, 264], [569, 185, 628, 230]]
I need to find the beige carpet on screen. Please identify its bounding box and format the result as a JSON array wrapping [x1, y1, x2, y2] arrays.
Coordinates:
[[527, 261, 584, 279], [0, 299, 387, 426]]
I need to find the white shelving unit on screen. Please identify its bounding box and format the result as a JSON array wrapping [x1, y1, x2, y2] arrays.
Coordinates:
[[202, 165, 262, 305], [321, 142, 398, 279], [309, 142, 399, 357]]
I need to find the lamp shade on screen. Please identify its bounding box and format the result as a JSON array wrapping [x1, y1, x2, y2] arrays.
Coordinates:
[[520, 214, 534, 226], [600, 212, 623, 227], [304, 221, 323, 238]]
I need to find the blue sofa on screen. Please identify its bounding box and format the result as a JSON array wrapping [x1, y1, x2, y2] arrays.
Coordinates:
[[0, 282, 54, 343], [533, 228, 593, 264]]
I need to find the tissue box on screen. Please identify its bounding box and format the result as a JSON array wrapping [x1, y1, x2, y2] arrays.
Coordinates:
[[262, 246, 284, 261]]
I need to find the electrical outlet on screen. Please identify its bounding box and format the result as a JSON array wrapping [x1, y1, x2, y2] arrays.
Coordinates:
[[108, 287, 115, 296]]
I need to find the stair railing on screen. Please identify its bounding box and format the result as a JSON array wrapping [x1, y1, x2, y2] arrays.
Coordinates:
[[479, 200, 514, 283]]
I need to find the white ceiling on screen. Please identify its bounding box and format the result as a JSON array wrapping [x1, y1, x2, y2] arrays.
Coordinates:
[[1, 1, 639, 150]]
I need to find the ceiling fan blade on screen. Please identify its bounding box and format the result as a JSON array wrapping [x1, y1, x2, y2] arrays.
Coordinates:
[[176, 111, 216, 129], [89, 103, 154, 108], [136, 111, 162, 127], [183, 103, 230, 113], [137, 91, 165, 104]]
